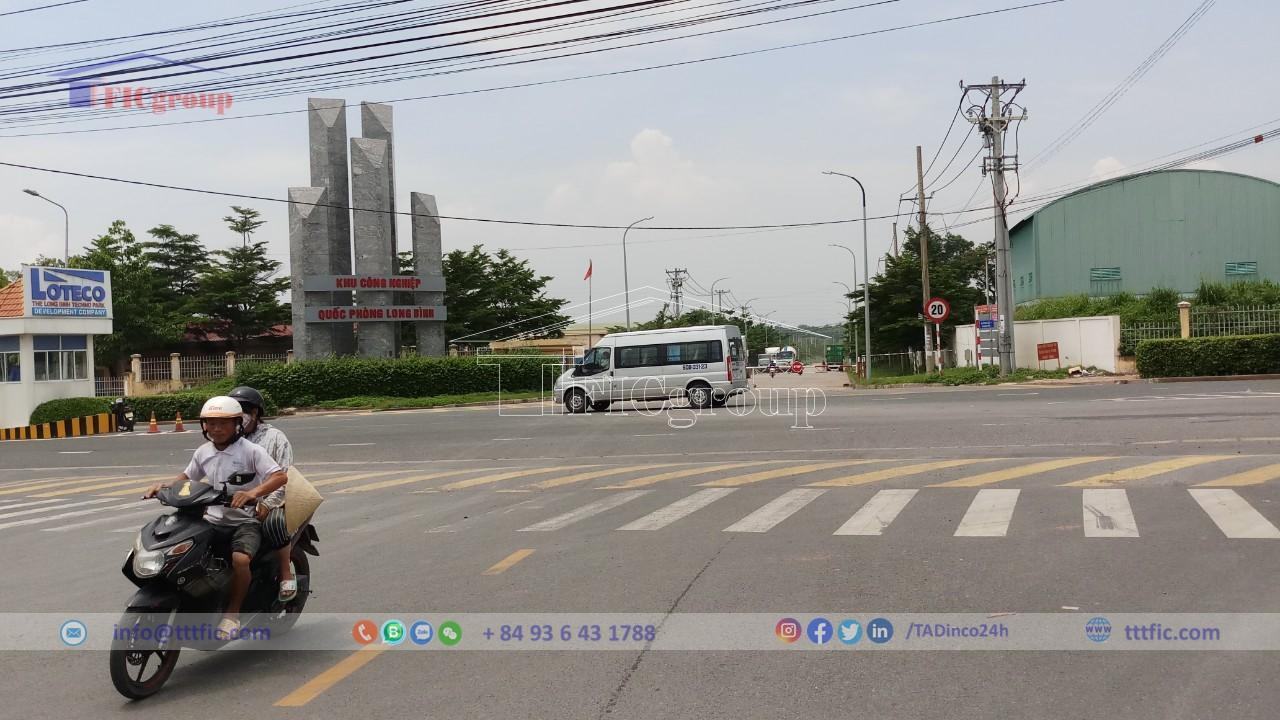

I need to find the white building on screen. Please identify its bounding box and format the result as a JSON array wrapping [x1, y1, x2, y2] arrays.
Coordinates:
[[0, 266, 113, 429]]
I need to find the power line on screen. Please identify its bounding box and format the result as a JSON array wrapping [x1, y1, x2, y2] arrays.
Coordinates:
[[0, 0, 1068, 137], [0, 0, 89, 18]]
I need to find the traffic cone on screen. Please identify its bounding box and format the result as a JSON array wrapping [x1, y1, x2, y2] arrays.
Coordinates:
[[147, 411, 159, 434], [173, 412, 186, 433]]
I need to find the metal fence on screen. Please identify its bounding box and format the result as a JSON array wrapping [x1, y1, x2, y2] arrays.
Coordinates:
[[95, 376, 126, 398], [139, 357, 171, 382], [179, 355, 226, 382], [861, 350, 957, 378], [239, 353, 288, 365], [1119, 323, 1179, 355], [1191, 305, 1280, 337]]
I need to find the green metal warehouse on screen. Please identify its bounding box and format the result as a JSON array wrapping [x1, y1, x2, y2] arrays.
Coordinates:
[[1010, 169, 1280, 303]]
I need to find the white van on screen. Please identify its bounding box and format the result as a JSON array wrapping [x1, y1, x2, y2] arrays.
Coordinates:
[[553, 325, 749, 413]]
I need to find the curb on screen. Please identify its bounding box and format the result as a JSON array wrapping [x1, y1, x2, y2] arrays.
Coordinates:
[[283, 396, 550, 415], [1145, 373, 1280, 383]]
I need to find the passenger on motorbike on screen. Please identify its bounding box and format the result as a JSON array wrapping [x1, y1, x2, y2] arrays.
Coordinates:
[[143, 396, 287, 640], [228, 385, 298, 603]]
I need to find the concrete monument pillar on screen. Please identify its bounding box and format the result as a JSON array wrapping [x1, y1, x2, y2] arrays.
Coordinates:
[[411, 192, 447, 356], [307, 98, 355, 355], [350, 138, 396, 358], [361, 102, 399, 354], [288, 187, 336, 360]]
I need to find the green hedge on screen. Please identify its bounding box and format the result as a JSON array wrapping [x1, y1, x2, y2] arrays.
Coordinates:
[[29, 397, 112, 425], [29, 391, 279, 425], [1136, 334, 1280, 378], [234, 355, 563, 407]]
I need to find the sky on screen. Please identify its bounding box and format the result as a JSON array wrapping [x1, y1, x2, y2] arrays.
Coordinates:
[[1, 0, 1277, 334]]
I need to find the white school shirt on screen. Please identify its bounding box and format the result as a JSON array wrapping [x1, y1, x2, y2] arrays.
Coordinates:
[[181, 436, 283, 527]]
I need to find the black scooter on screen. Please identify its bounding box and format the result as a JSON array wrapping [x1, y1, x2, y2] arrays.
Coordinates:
[[110, 474, 319, 700]]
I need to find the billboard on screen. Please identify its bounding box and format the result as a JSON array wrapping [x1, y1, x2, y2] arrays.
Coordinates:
[[23, 266, 113, 318]]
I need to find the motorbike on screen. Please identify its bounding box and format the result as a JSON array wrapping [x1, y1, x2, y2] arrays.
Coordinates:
[[768, 364, 778, 378], [112, 398, 135, 432], [110, 473, 319, 700]]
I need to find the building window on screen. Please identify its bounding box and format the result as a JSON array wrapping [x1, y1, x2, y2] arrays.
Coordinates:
[[1225, 261, 1258, 281], [0, 336, 18, 383], [33, 335, 88, 382]]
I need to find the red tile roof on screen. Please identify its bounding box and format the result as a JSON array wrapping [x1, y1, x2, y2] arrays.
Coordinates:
[[0, 280, 23, 318]]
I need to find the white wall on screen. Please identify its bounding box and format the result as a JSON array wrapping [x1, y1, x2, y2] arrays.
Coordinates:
[[953, 316, 1122, 373], [0, 333, 97, 428]]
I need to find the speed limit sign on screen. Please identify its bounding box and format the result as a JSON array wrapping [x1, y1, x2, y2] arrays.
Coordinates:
[[925, 297, 951, 323]]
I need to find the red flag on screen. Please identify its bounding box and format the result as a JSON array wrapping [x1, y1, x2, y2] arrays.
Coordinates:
[[584, 259, 593, 281]]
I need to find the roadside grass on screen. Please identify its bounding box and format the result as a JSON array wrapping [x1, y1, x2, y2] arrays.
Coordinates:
[[849, 365, 1085, 387], [308, 390, 548, 411]]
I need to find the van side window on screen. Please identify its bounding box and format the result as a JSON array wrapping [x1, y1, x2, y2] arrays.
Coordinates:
[[728, 338, 743, 361], [617, 345, 661, 368], [677, 341, 721, 364]]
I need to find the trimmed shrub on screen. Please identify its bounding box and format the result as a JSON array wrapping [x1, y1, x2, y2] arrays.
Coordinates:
[[28, 390, 278, 426], [29, 397, 111, 425], [234, 355, 563, 406], [1136, 334, 1280, 378]]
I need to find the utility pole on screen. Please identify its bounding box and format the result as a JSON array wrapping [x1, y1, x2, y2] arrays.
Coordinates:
[[715, 289, 731, 318], [965, 76, 1027, 375], [666, 268, 687, 318], [915, 145, 934, 372], [891, 222, 899, 257]]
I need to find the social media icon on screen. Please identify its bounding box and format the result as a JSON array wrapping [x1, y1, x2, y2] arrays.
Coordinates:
[[775, 617, 801, 643], [352, 619, 378, 645], [409, 621, 433, 646], [1085, 616, 1111, 643], [838, 619, 862, 645], [867, 617, 894, 644], [381, 620, 406, 645], [439, 620, 462, 646], [806, 617, 833, 645], [60, 620, 87, 647]]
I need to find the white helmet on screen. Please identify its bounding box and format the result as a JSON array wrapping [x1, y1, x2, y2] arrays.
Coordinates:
[[199, 396, 243, 419]]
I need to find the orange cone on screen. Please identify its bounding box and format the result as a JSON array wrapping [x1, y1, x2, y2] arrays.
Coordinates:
[[147, 411, 159, 434], [173, 412, 186, 433]]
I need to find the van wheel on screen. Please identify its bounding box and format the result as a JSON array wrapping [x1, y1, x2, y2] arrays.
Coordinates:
[[590, 400, 611, 412], [687, 383, 713, 409], [565, 389, 588, 414]]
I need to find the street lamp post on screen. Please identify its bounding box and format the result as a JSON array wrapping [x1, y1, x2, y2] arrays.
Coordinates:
[[829, 243, 860, 372], [824, 172, 872, 380], [23, 189, 69, 263], [710, 276, 730, 318], [832, 281, 857, 363], [622, 216, 653, 330]]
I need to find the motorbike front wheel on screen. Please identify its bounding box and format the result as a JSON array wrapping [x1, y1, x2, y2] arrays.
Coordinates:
[[109, 611, 181, 700]]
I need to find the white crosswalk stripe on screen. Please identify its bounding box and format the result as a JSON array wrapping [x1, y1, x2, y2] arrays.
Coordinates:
[[43, 505, 161, 532], [1082, 489, 1139, 537], [0, 501, 149, 530], [834, 489, 918, 536], [0, 497, 116, 521], [518, 491, 651, 532], [1188, 489, 1280, 539], [954, 489, 1020, 537], [724, 489, 826, 533], [618, 489, 736, 531]]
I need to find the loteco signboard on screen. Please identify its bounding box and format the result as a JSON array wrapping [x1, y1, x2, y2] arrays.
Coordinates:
[[305, 305, 448, 323], [303, 275, 445, 292], [22, 265, 113, 318]]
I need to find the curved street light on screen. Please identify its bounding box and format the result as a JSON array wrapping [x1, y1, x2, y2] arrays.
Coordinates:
[[23, 189, 69, 263], [824, 171, 872, 379], [622, 216, 653, 330]]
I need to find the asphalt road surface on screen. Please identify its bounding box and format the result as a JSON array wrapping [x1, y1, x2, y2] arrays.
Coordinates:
[[1, 378, 1278, 719]]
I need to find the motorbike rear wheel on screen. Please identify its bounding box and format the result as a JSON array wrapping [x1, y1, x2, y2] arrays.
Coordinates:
[[109, 611, 181, 700]]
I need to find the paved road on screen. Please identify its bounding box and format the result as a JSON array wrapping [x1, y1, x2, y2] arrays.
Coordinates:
[[1, 379, 1278, 718]]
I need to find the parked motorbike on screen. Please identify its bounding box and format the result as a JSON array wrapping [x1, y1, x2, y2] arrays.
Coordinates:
[[110, 474, 318, 700], [113, 398, 135, 432]]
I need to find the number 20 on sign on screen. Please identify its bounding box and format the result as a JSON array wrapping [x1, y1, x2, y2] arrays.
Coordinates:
[[925, 297, 950, 323]]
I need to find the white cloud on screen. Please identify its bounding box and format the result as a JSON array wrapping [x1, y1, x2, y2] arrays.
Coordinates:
[[1089, 156, 1127, 180], [549, 129, 713, 214], [0, 214, 61, 269]]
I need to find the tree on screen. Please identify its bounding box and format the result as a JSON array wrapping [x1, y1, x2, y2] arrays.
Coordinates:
[[850, 225, 987, 356], [223, 206, 266, 247], [193, 241, 291, 349], [142, 224, 208, 313], [68, 221, 185, 366], [0, 268, 18, 288], [442, 245, 569, 343]]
